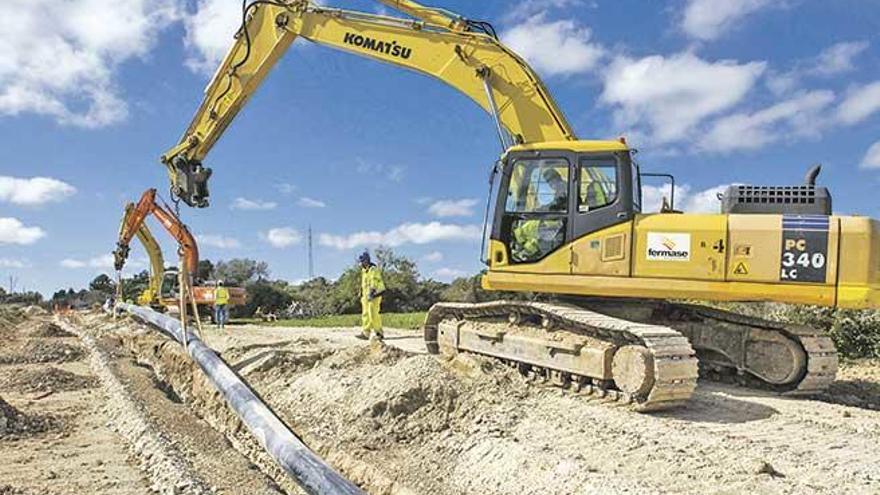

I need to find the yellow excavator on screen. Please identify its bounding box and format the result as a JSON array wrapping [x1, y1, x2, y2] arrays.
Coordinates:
[[159, 0, 879, 410]]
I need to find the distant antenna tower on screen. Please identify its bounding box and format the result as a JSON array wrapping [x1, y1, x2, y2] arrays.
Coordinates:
[[308, 225, 315, 279]]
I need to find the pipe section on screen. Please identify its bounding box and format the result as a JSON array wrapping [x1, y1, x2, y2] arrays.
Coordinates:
[[118, 303, 364, 495]]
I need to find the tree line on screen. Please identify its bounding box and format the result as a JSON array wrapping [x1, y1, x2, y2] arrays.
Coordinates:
[[48, 248, 520, 318]]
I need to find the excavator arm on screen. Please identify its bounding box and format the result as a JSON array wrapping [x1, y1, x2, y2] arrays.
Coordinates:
[[119, 203, 166, 303], [113, 189, 199, 279], [161, 0, 575, 207]]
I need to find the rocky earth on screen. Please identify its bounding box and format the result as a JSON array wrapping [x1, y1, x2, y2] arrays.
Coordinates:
[[3, 306, 880, 494]]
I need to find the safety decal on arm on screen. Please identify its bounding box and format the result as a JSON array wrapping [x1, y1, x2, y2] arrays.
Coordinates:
[[780, 215, 829, 283]]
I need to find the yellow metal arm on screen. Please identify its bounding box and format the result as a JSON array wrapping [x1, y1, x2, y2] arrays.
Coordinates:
[[376, 0, 468, 31], [161, 0, 576, 207]]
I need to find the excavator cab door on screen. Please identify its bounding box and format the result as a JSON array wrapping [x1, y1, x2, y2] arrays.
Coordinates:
[[489, 150, 637, 275], [492, 152, 574, 271]]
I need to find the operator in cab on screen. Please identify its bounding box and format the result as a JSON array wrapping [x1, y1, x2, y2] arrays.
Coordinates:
[[512, 168, 569, 261], [356, 251, 386, 341], [214, 280, 230, 329]]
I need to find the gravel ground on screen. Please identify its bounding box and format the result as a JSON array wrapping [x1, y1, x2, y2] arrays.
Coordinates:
[[0, 309, 295, 495], [76, 313, 880, 495], [7, 307, 876, 495]]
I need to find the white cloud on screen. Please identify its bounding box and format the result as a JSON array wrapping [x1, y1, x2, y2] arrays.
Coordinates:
[[601, 53, 765, 144], [60, 259, 87, 269], [0, 0, 180, 127], [0, 217, 46, 245], [197, 234, 241, 249], [231, 197, 277, 211], [264, 227, 303, 248], [432, 268, 469, 281], [297, 197, 327, 208], [836, 81, 880, 125], [808, 41, 869, 77], [504, 0, 584, 23], [319, 222, 481, 250], [356, 158, 405, 182], [422, 251, 444, 263], [862, 141, 880, 169], [60, 253, 115, 270], [682, 185, 730, 213], [641, 184, 730, 213], [276, 183, 297, 194], [88, 253, 115, 270], [766, 41, 870, 96], [0, 176, 76, 206], [428, 199, 478, 218], [681, 0, 773, 41], [700, 90, 835, 152], [0, 258, 28, 269], [183, 0, 241, 74], [503, 18, 604, 76]]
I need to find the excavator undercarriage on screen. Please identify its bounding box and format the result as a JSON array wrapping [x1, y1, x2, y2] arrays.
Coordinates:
[[424, 299, 838, 409], [424, 301, 699, 411]]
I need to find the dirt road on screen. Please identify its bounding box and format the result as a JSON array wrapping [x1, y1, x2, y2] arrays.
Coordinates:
[[0, 308, 287, 495], [4, 308, 880, 494], [112, 315, 880, 495]]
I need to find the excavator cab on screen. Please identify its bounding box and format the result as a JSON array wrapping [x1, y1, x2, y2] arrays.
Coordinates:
[[488, 142, 639, 268]]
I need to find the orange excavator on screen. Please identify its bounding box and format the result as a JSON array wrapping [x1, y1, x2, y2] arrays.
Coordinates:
[[113, 188, 245, 318]]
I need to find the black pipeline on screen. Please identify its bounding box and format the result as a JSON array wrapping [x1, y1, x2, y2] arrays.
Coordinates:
[[117, 303, 364, 495]]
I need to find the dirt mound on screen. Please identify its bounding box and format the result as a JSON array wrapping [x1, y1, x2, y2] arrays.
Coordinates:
[[25, 322, 74, 339], [0, 340, 84, 365], [283, 344, 522, 449], [0, 307, 24, 335], [0, 367, 99, 394], [0, 396, 60, 440], [21, 306, 47, 317]]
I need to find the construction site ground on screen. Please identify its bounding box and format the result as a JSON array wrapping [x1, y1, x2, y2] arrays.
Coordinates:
[[2, 309, 880, 495]]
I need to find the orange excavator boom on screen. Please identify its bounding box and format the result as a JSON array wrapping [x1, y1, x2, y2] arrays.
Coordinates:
[[114, 188, 199, 279]]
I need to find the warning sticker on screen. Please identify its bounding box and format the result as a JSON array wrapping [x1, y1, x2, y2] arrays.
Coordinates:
[[780, 215, 829, 284], [733, 262, 749, 275], [646, 233, 691, 262]]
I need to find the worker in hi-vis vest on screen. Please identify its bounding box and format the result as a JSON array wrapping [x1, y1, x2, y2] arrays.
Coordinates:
[[356, 251, 386, 341], [214, 280, 230, 329]]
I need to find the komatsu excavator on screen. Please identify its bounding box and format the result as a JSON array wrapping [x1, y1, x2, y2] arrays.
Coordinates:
[[158, 0, 880, 410], [114, 189, 246, 316]]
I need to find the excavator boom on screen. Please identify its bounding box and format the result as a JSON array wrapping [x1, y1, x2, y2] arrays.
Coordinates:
[[161, 0, 574, 207], [115, 189, 199, 279]]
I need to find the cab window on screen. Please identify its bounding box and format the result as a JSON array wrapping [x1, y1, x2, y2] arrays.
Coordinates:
[[503, 158, 569, 263], [578, 159, 618, 212], [506, 158, 569, 213]]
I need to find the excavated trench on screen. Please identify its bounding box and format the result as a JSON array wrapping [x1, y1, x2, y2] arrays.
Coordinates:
[[59, 311, 880, 495]]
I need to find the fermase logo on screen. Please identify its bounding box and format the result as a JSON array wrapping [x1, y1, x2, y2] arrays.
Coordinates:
[[646, 233, 691, 262], [343, 32, 412, 60]]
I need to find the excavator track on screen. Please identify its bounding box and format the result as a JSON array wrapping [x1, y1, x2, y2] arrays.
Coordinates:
[[424, 301, 699, 411], [572, 299, 838, 395]]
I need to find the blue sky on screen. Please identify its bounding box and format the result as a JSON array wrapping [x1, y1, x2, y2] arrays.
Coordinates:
[[0, 0, 878, 296]]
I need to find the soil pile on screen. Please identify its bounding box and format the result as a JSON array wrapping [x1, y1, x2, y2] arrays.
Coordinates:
[[0, 367, 98, 394], [0, 307, 24, 335], [0, 340, 84, 365], [25, 322, 74, 339], [0, 396, 59, 439]]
